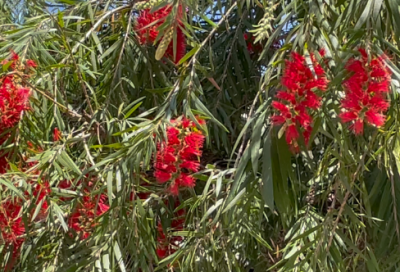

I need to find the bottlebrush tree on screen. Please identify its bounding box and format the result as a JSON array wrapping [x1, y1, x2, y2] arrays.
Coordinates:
[[1, 0, 400, 271]]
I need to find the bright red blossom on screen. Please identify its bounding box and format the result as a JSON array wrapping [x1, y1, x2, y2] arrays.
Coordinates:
[[135, 4, 186, 63], [271, 51, 328, 152], [339, 49, 391, 134], [154, 116, 205, 196]]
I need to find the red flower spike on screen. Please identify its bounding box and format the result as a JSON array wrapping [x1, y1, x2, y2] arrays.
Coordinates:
[[0, 60, 31, 131], [135, 5, 186, 64], [154, 116, 205, 196], [271, 50, 328, 152], [340, 49, 391, 134]]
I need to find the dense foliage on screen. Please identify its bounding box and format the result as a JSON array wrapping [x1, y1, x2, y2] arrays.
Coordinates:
[[1, 0, 400, 271]]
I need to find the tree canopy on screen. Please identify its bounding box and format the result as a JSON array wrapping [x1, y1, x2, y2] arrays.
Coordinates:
[[0, 0, 400, 271]]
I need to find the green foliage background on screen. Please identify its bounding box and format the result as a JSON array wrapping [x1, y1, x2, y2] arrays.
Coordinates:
[[1, 0, 400, 271]]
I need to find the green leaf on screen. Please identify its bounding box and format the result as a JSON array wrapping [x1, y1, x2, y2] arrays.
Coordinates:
[[250, 110, 266, 175], [261, 130, 274, 210]]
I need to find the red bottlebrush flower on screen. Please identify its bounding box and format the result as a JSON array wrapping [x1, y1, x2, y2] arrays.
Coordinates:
[[0, 79, 31, 130], [135, 7, 169, 44], [135, 5, 186, 64], [352, 119, 364, 135], [296, 111, 312, 128], [340, 49, 391, 134], [358, 48, 368, 59], [276, 91, 296, 104], [154, 116, 205, 195], [180, 146, 202, 159], [26, 59, 37, 68], [181, 117, 193, 128], [271, 50, 328, 152], [164, 26, 186, 63], [53, 127, 61, 141], [302, 90, 321, 109]]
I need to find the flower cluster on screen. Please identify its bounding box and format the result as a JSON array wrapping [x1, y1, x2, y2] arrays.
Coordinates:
[[0, 51, 35, 268], [59, 178, 109, 240], [0, 51, 34, 173], [156, 201, 185, 262], [271, 51, 328, 152], [135, 4, 186, 63], [339, 49, 391, 135], [0, 52, 33, 132], [154, 117, 205, 195]]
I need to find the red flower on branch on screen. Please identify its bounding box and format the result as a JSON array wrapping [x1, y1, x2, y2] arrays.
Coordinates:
[[271, 51, 328, 152], [135, 4, 186, 63], [339, 49, 391, 135], [154, 116, 205, 196]]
